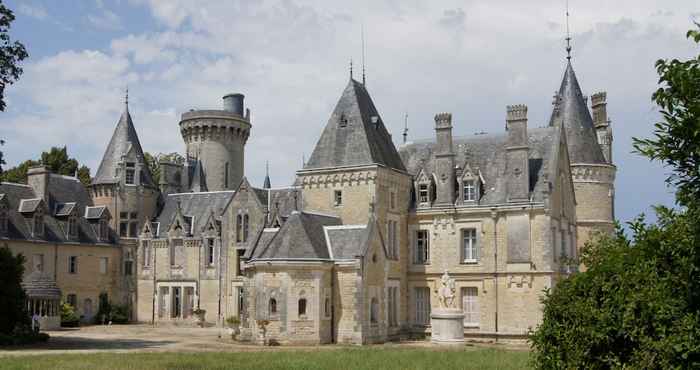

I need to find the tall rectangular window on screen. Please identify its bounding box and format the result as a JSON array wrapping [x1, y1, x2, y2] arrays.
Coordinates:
[[236, 249, 245, 276], [142, 240, 151, 267], [207, 238, 215, 266], [236, 215, 242, 242], [462, 287, 479, 327], [388, 285, 399, 327], [462, 228, 478, 263], [99, 257, 108, 274], [414, 287, 431, 325], [334, 190, 342, 206], [390, 192, 396, 210], [129, 221, 138, 238], [463, 180, 476, 201], [33, 254, 44, 273], [125, 162, 135, 184], [170, 239, 182, 266], [224, 162, 229, 189], [419, 185, 429, 203], [414, 230, 429, 264], [68, 256, 78, 274], [124, 260, 133, 276], [243, 214, 249, 242], [387, 221, 398, 259], [237, 287, 245, 316]]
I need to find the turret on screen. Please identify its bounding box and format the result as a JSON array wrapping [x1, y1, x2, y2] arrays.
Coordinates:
[[180, 93, 251, 191], [433, 112, 456, 205], [591, 92, 613, 163], [505, 105, 529, 202]]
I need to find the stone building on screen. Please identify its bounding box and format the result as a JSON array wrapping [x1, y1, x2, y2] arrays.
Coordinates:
[[2, 50, 613, 342]]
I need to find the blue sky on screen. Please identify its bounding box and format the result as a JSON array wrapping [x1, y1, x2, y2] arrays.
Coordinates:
[[2, 0, 699, 227]]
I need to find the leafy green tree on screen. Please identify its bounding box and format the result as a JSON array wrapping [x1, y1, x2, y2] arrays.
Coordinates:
[[0, 1, 28, 112], [0, 146, 91, 186], [530, 24, 700, 369], [145, 152, 185, 184], [0, 247, 28, 334]]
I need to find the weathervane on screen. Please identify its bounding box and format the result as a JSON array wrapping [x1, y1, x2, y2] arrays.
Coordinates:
[[565, 0, 572, 60], [361, 24, 366, 85], [403, 113, 409, 144]]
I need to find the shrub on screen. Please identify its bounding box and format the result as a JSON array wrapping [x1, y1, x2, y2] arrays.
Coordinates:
[[0, 248, 29, 334], [60, 303, 79, 327]]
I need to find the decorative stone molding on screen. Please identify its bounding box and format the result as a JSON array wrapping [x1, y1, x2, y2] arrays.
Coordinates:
[[506, 104, 528, 122], [507, 274, 533, 289], [299, 170, 377, 189], [432, 215, 456, 237]]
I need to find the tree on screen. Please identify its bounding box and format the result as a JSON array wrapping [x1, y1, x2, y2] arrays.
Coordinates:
[[0, 146, 91, 186], [530, 24, 700, 369], [0, 247, 28, 334], [0, 1, 28, 112], [145, 152, 185, 184]]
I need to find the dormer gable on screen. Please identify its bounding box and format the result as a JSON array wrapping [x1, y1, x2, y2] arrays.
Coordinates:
[[414, 168, 435, 207], [19, 198, 46, 239], [457, 162, 485, 205]]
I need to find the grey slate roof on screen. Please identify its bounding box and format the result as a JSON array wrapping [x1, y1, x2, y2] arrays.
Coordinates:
[[93, 106, 156, 187], [325, 226, 367, 259], [251, 211, 341, 260], [549, 61, 606, 164], [399, 126, 560, 205], [155, 191, 235, 237], [21, 275, 61, 299], [304, 79, 406, 172], [0, 175, 115, 244], [267, 187, 302, 225]]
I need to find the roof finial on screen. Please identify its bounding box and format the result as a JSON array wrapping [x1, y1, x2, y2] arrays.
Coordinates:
[[124, 85, 129, 110], [565, 0, 572, 61], [402, 113, 409, 144], [349, 58, 353, 79], [263, 160, 271, 189], [361, 24, 366, 85]]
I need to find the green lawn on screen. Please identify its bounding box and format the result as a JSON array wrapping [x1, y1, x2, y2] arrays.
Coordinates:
[[0, 347, 530, 370]]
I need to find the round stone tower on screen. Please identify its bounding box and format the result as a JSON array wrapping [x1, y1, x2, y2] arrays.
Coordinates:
[[179, 94, 251, 191]]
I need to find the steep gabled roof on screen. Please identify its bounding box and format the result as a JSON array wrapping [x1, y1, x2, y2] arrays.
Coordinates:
[[155, 191, 235, 238], [93, 105, 156, 186], [549, 61, 606, 164], [253, 211, 341, 260], [304, 79, 406, 172]]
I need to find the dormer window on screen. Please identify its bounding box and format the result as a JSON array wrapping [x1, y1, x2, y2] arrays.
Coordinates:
[[32, 212, 44, 238], [183, 216, 194, 236], [68, 216, 78, 239], [125, 162, 135, 185], [463, 180, 476, 201], [419, 184, 429, 203], [339, 113, 348, 127]]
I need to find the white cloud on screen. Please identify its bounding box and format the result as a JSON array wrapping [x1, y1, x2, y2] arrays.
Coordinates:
[[4, 0, 700, 226], [87, 9, 124, 30]]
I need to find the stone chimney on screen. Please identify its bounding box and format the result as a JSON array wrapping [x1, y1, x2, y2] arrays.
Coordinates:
[[591, 92, 612, 163], [434, 112, 456, 205], [27, 166, 50, 204], [505, 105, 529, 202]]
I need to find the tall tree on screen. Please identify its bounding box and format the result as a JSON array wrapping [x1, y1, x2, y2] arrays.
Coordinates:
[[530, 24, 700, 369], [0, 247, 28, 334], [0, 147, 91, 186], [0, 1, 27, 112]]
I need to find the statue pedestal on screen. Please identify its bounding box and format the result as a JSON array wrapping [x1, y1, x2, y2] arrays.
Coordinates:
[[431, 308, 465, 345]]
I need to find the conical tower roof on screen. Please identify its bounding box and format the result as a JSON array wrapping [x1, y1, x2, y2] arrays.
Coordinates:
[[549, 61, 606, 164], [263, 161, 271, 189], [304, 79, 406, 172], [92, 104, 156, 187]]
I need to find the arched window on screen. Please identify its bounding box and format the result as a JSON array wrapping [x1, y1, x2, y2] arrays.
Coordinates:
[[243, 214, 249, 242], [370, 297, 379, 323], [269, 298, 277, 315], [236, 215, 242, 242], [298, 298, 307, 317]]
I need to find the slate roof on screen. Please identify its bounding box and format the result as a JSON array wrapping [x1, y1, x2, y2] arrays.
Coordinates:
[[93, 105, 156, 187], [251, 211, 342, 260], [155, 191, 235, 238], [304, 79, 406, 172], [266, 187, 302, 225], [324, 226, 368, 259], [399, 126, 560, 205], [0, 175, 115, 244], [549, 61, 606, 164]]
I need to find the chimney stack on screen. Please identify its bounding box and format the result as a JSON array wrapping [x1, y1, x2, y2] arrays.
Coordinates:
[[505, 105, 529, 202]]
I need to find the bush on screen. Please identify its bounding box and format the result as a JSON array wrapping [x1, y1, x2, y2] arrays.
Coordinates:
[[60, 303, 80, 327], [529, 209, 700, 369], [109, 304, 130, 324], [0, 248, 29, 334]]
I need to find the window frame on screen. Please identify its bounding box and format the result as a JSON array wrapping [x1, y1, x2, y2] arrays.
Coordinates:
[[462, 287, 479, 328], [68, 255, 78, 274], [333, 190, 343, 207], [461, 228, 478, 264], [463, 180, 476, 202], [414, 230, 429, 265]]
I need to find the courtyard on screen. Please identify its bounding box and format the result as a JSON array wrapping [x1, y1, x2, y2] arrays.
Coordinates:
[[0, 325, 530, 369]]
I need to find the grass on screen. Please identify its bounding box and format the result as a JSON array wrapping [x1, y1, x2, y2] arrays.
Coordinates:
[[0, 347, 530, 370]]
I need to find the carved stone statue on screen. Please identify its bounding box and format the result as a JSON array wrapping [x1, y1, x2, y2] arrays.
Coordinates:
[[436, 270, 456, 309]]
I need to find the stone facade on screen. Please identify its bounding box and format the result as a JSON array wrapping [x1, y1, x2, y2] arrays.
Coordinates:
[[2, 57, 614, 344]]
